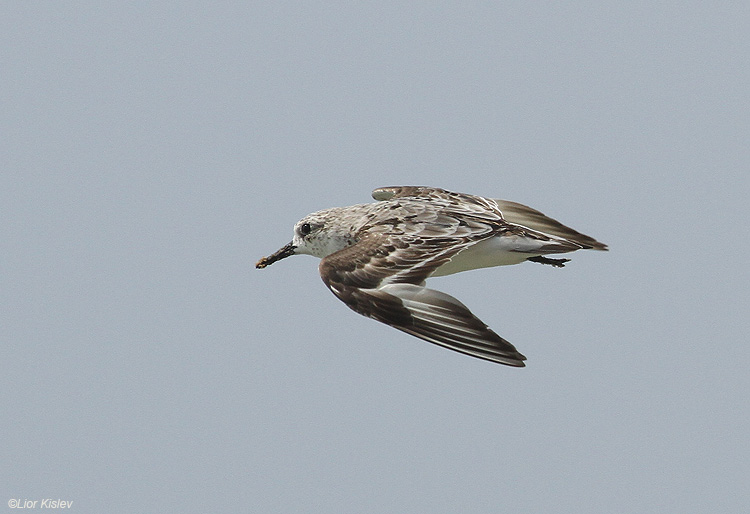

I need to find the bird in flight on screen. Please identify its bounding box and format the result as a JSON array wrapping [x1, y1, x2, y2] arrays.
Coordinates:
[[256, 186, 607, 366]]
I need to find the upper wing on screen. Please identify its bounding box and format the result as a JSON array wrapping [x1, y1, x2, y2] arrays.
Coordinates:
[[372, 185, 434, 201], [372, 186, 506, 224], [495, 199, 608, 251], [373, 186, 607, 253], [319, 232, 526, 366]]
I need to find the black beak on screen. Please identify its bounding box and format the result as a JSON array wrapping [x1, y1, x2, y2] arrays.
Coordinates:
[[256, 242, 296, 269]]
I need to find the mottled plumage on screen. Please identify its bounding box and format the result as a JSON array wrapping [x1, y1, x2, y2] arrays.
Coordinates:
[[256, 186, 607, 366]]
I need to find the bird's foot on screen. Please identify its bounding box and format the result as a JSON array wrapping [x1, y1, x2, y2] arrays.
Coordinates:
[[526, 256, 570, 268]]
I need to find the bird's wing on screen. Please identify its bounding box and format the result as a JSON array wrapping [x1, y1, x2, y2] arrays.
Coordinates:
[[372, 186, 607, 254], [372, 186, 506, 224], [372, 185, 434, 201], [494, 199, 608, 251], [319, 232, 526, 366]]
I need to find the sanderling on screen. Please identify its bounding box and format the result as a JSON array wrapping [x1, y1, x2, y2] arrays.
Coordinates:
[[257, 186, 607, 366]]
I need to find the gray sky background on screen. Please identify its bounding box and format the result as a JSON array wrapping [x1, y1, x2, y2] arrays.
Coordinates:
[[3, 2, 749, 513]]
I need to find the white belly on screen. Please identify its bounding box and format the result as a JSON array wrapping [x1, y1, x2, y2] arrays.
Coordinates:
[[430, 236, 544, 277]]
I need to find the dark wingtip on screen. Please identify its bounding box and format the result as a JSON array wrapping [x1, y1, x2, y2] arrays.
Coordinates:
[[588, 240, 609, 251]]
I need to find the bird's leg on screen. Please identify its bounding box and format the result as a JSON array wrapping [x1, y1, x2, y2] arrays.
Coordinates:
[[526, 256, 570, 268]]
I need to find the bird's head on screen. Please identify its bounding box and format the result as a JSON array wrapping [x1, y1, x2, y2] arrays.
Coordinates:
[[256, 208, 357, 268]]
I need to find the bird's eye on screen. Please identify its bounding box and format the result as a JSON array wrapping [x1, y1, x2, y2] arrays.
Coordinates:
[[300, 223, 311, 236]]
